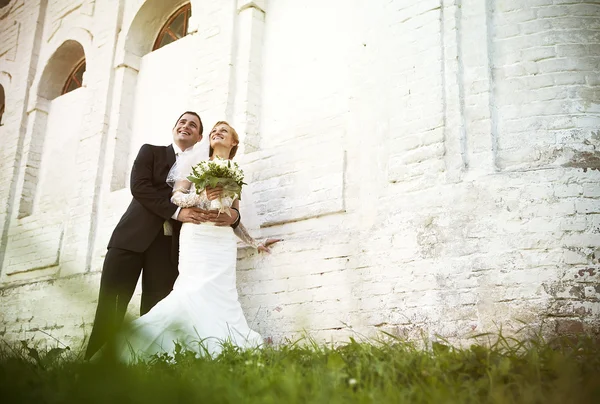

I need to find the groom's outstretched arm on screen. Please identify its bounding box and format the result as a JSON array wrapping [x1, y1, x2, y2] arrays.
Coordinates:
[[130, 144, 178, 220]]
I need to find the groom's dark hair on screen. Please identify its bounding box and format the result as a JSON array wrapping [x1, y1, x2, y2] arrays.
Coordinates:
[[174, 111, 203, 136]]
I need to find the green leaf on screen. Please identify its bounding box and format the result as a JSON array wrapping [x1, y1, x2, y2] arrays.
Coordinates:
[[327, 352, 346, 371]]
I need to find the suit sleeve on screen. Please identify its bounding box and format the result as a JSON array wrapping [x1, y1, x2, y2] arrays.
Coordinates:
[[130, 144, 179, 220]]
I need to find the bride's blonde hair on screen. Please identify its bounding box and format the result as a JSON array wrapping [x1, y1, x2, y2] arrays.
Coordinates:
[[209, 121, 239, 159]]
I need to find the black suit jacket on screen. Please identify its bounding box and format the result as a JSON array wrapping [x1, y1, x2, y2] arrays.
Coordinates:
[[108, 144, 181, 260]]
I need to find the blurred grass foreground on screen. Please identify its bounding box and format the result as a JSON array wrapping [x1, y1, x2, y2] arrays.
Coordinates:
[[1, 332, 599, 404]]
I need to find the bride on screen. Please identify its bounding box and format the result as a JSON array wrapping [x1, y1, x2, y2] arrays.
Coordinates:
[[114, 121, 279, 362]]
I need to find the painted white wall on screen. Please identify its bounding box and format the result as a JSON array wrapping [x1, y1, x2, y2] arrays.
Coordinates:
[[36, 89, 85, 216], [129, 35, 197, 153]]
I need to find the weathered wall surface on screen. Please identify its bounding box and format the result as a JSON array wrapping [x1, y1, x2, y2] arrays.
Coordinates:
[[0, 0, 598, 350]]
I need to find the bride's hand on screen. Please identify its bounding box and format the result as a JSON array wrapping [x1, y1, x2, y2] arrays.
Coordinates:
[[257, 238, 282, 254], [205, 186, 223, 201]]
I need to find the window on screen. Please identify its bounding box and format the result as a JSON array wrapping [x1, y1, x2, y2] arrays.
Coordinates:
[[153, 3, 191, 51], [62, 59, 86, 95]]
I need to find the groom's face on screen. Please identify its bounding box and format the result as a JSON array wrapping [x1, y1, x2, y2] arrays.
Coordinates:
[[173, 113, 202, 150]]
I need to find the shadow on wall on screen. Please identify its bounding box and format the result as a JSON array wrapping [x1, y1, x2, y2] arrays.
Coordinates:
[[0, 84, 4, 125]]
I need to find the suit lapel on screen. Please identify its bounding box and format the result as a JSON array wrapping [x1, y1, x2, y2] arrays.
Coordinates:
[[166, 144, 176, 168]]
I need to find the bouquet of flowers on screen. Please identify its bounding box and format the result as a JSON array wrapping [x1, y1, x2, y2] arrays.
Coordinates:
[[187, 157, 246, 214]]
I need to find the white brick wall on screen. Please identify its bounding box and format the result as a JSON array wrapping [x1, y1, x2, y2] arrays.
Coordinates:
[[0, 0, 599, 349], [493, 0, 600, 171]]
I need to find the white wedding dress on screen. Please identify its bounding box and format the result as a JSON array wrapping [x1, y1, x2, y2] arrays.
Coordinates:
[[115, 188, 263, 363]]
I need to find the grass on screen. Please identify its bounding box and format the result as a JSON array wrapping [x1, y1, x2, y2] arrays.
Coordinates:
[[1, 332, 599, 403]]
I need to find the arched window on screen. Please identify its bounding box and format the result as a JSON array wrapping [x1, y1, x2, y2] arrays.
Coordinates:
[[153, 3, 191, 51], [62, 59, 86, 95], [37, 40, 85, 101]]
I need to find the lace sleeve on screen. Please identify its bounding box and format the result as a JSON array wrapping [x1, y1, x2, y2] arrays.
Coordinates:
[[233, 222, 261, 249], [171, 191, 202, 208], [171, 180, 202, 208]]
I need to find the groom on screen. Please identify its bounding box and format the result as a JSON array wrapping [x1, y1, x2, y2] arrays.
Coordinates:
[[85, 111, 241, 360]]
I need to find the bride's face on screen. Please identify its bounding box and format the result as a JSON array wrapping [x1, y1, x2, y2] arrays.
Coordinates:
[[210, 124, 238, 151]]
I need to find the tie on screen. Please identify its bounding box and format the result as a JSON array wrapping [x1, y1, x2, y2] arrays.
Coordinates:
[[164, 149, 180, 236]]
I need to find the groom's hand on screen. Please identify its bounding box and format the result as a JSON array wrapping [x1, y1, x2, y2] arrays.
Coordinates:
[[207, 209, 239, 227], [179, 208, 238, 226], [178, 207, 206, 224]]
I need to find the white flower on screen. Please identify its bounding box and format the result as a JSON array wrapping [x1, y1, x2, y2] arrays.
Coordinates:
[[348, 378, 357, 386], [211, 157, 229, 168]]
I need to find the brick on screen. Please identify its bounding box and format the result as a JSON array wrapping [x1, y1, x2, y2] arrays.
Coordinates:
[[564, 250, 588, 265], [554, 184, 583, 198], [576, 199, 600, 214], [560, 216, 588, 232], [583, 184, 600, 198]]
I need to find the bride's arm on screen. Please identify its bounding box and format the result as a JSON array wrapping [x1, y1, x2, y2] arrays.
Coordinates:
[[172, 178, 192, 194], [231, 200, 281, 253], [170, 179, 199, 208]]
